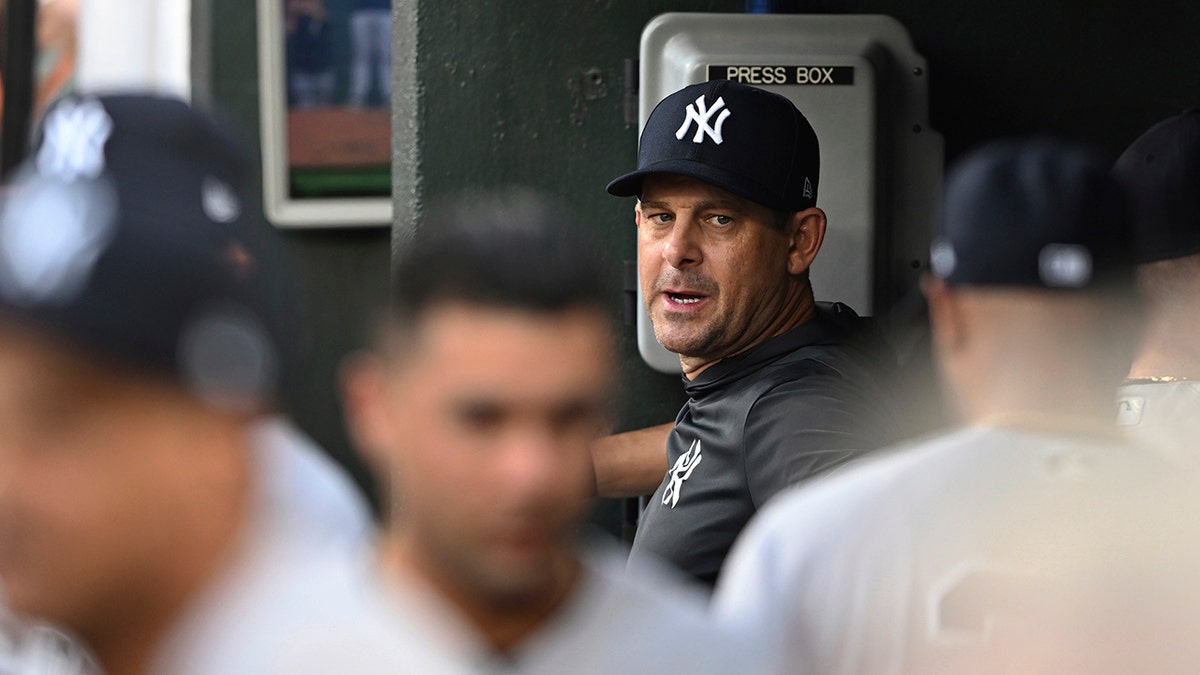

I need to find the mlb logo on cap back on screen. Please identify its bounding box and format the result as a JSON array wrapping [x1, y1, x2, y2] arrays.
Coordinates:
[[607, 79, 821, 212]]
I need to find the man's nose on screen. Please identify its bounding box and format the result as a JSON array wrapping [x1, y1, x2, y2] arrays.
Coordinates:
[[662, 219, 702, 269]]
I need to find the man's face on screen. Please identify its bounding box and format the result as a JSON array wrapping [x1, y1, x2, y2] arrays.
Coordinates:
[[354, 302, 614, 605], [0, 324, 242, 639], [637, 174, 805, 364]]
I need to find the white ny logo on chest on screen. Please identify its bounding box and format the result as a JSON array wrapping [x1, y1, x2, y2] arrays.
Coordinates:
[[662, 439, 703, 508], [675, 95, 731, 145]]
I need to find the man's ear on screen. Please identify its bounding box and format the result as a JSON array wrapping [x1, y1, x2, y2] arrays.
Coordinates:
[[921, 274, 966, 354], [785, 207, 827, 276], [339, 351, 394, 473]]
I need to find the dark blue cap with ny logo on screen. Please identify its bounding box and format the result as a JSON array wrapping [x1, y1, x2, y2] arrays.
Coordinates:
[[606, 79, 820, 212], [0, 93, 292, 410]]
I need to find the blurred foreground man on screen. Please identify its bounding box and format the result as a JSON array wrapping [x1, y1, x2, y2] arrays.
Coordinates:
[[0, 94, 447, 675], [1113, 110, 1200, 459], [343, 190, 754, 673], [714, 139, 1200, 674]]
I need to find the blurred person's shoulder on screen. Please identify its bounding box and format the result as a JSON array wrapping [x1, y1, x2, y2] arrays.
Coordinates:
[[1118, 380, 1200, 462], [250, 415, 375, 548], [154, 535, 466, 674], [511, 535, 765, 675]]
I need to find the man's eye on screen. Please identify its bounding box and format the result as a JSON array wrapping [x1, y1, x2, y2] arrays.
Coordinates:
[[646, 213, 672, 224], [457, 403, 504, 431], [709, 215, 733, 226]]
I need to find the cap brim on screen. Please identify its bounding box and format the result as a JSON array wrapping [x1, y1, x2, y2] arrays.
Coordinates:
[[605, 159, 804, 212]]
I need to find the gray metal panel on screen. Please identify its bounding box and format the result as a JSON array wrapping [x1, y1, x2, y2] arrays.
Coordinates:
[[636, 13, 941, 374]]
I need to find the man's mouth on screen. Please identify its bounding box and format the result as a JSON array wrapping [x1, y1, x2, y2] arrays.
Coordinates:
[[668, 292, 702, 304], [663, 290, 708, 308]]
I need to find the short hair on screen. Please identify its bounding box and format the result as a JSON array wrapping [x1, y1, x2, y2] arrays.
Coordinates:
[[770, 209, 793, 231], [391, 187, 610, 324]]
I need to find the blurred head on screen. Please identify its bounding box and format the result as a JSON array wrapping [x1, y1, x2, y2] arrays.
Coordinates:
[[1112, 109, 1200, 267], [1112, 111, 1200, 376], [0, 93, 288, 660], [344, 189, 615, 608], [607, 81, 826, 372], [923, 139, 1137, 422], [0, 324, 252, 646]]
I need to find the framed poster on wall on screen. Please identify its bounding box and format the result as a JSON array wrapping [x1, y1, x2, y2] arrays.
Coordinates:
[[256, 0, 394, 228]]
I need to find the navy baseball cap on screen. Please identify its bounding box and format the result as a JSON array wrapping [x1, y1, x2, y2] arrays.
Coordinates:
[[0, 93, 288, 409], [606, 80, 820, 212], [930, 138, 1134, 291], [1111, 110, 1200, 264]]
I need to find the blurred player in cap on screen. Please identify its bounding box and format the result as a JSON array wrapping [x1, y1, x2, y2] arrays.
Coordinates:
[[714, 138, 1200, 674], [599, 79, 898, 586], [1112, 110, 1200, 460], [0, 93, 452, 674], [342, 188, 757, 673]]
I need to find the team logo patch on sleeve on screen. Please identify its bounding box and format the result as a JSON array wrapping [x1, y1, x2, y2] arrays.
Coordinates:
[[662, 439, 703, 508]]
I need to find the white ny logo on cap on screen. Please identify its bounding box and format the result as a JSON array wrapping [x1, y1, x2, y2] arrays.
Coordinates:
[[676, 95, 731, 145], [36, 97, 112, 182]]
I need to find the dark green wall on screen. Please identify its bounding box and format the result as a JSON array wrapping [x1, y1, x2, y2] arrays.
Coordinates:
[[208, 0, 391, 507], [207, 0, 1200, 517], [414, 1, 749, 441]]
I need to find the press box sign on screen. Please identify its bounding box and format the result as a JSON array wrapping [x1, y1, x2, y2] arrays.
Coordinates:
[[706, 65, 855, 86]]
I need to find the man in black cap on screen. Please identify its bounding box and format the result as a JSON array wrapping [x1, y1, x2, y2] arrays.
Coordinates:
[[714, 139, 1200, 673], [598, 80, 898, 585], [1112, 111, 1200, 460], [0, 93, 449, 674]]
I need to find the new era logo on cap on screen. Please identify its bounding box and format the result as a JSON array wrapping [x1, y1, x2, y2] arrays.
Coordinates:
[[606, 80, 820, 212]]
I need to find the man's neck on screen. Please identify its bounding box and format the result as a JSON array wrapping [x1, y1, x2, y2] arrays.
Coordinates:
[[92, 469, 252, 675], [379, 536, 581, 655], [679, 282, 817, 380], [961, 381, 1121, 442], [91, 625, 168, 675], [1129, 336, 1200, 381], [969, 408, 1122, 442], [89, 519, 249, 675], [1129, 303, 1200, 379]]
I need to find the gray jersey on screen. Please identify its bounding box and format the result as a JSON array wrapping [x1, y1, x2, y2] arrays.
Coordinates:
[[631, 305, 898, 586], [381, 539, 762, 674], [714, 426, 1200, 674], [152, 527, 460, 675], [251, 416, 374, 549], [1118, 380, 1200, 462]]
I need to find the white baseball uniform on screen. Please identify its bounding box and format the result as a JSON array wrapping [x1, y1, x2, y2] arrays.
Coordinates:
[[714, 425, 1200, 674], [250, 416, 374, 548], [1117, 380, 1200, 463]]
